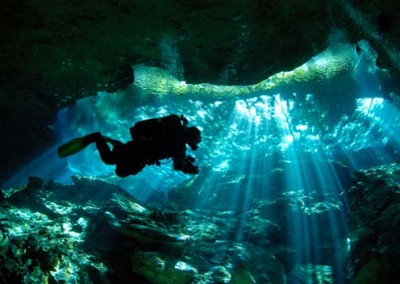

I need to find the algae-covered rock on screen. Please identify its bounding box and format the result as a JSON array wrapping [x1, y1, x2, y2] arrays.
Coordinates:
[[104, 211, 189, 250], [231, 269, 256, 284], [131, 251, 196, 284], [0, 177, 191, 282], [353, 256, 387, 284], [211, 266, 232, 283], [346, 163, 400, 282], [0, 168, 354, 283]]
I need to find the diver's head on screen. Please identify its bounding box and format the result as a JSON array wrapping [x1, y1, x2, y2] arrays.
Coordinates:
[[184, 126, 201, 150]]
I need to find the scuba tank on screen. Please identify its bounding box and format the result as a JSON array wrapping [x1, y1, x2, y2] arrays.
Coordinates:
[[129, 114, 187, 141]]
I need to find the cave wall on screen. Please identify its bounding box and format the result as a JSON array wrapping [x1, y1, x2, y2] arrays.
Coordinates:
[[332, 0, 400, 81], [1, 0, 400, 181]]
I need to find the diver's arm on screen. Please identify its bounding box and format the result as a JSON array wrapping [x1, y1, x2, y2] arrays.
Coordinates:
[[172, 146, 198, 174]]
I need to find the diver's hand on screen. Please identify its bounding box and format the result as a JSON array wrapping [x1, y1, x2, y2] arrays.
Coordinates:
[[175, 157, 198, 174], [181, 164, 198, 175], [186, 156, 195, 163], [180, 115, 189, 126]]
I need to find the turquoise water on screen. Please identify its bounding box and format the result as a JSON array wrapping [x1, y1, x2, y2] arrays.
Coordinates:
[[3, 41, 400, 283]]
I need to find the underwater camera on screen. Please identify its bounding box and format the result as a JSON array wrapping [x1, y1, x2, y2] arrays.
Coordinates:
[[180, 156, 198, 174]]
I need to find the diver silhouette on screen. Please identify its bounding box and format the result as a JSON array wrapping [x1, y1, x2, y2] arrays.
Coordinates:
[[58, 114, 201, 177]]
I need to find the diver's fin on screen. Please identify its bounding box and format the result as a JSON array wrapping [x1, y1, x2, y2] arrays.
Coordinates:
[[58, 137, 88, 158], [58, 132, 103, 158]]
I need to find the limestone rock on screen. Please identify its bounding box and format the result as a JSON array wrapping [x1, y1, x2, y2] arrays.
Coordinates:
[[346, 163, 400, 282]]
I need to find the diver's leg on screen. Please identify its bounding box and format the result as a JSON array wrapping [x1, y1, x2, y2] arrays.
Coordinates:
[[81, 132, 116, 164], [95, 136, 123, 165], [114, 141, 145, 176], [115, 162, 144, 177], [82, 132, 102, 146]]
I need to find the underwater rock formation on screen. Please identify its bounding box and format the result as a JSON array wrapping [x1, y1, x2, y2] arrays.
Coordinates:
[[346, 163, 400, 283], [1, 0, 399, 94], [0, 0, 331, 95], [0, 174, 351, 283], [2, 161, 400, 282], [0, 176, 189, 283]]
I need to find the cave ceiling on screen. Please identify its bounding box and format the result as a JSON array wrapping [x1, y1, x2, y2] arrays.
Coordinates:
[[1, 0, 400, 181]]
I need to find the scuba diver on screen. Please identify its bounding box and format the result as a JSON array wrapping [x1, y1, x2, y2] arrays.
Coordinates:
[[58, 114, 201, 177]]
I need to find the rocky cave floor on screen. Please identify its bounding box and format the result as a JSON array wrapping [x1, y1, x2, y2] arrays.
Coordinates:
[[1, 163, 400, 283]]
